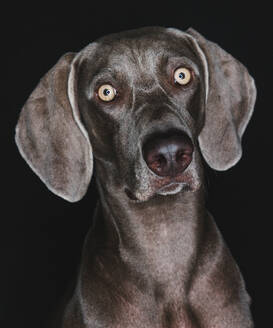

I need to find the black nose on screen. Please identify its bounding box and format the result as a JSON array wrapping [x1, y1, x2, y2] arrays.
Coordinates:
[[142, 131, 193, 177]]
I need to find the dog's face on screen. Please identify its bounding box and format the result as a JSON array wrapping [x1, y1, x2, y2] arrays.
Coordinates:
[[15, 27, 256, 202], [77, 28, 206, 201]]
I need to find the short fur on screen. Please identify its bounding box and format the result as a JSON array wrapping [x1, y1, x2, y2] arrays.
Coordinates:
[[15, 27, 256, 327]]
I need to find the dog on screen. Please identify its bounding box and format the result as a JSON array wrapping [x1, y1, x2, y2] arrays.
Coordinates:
[[15, 27, 256, 327]]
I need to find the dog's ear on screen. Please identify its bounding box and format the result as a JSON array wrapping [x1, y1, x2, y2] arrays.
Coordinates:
[[186, 28, 256, 170], [15, 53, 93, 202]]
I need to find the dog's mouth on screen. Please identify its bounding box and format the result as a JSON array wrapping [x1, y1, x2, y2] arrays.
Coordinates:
[[124, 175, 193, 202], [156, 182, 190, 195], [124, 128, 200, 202], [124, 187, 139, 201]]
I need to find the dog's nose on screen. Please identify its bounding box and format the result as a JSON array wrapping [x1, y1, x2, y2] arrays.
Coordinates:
[[142, 132, 193, 177]]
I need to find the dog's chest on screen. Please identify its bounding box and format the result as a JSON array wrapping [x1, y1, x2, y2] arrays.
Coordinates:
[[81, 284, 197, 328], [111, 301, 198, 328], [78, 245, 200, 328]]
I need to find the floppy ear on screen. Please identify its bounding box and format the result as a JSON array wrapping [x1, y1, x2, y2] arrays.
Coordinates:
[[15, 53, 93, 202], [186, 28, 256, 170]]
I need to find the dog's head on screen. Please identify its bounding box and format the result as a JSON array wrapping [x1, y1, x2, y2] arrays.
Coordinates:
[[15, 27, 256, 202]]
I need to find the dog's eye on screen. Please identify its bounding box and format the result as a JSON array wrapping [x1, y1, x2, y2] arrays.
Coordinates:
[[174, 67, 192, 85], [97, 84, 116, 102]]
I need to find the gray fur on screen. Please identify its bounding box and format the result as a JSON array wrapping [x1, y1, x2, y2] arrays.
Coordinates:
[[15, 27, 256, 327]]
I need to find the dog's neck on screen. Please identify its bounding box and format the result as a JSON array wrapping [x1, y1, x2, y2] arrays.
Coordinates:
[[88, 163, 206, 293]]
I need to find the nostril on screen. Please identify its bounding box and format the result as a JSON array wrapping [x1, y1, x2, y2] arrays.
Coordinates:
[[175, 150, 192, 170], [149, 154, 168, 174], [176, 150, 186, 162], [176, 149, 192, 163]]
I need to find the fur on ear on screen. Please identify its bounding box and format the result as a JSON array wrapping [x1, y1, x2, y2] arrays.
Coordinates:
[[15, 53, 93, 202], [185, 28, 256, 171]]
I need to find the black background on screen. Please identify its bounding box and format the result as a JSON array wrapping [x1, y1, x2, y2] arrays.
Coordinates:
[[4, 1, 272, 327]]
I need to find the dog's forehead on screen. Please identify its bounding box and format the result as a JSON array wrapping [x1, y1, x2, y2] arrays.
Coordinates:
[[97, 28, 192, 64], [80, 27, 195, 76]]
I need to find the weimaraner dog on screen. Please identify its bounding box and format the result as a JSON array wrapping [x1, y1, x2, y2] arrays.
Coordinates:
[[15, 27, 256, 327]]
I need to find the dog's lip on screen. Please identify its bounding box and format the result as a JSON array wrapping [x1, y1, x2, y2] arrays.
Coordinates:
[[124, 172, 192, 202], [124, 187, 139, 201], [156, 182, 187, 195], [124, 181, 190, 202]]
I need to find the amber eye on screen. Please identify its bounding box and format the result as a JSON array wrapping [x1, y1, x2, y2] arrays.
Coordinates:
[[97, 84, 116, 102], [174, 67, 192, 85]]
